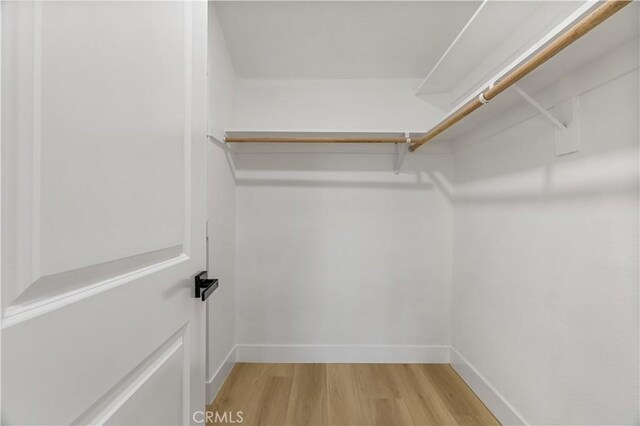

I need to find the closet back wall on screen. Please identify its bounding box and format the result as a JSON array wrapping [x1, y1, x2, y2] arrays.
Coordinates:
[[229, 32, 453, 361], [233, 79, 443, 131], [235, 153, 453, 362]]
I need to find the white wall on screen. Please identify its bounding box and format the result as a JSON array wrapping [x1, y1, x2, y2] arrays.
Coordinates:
[[209, 4, 236, 132], [233, 78, 444, 132], [234, 152, 453, 362], [229, 67, 453, 362], [451, 40, 639, 425], [206, 4, 237, 404]]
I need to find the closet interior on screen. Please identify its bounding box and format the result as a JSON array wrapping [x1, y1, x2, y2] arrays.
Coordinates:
[[204, 1, 639, 425]]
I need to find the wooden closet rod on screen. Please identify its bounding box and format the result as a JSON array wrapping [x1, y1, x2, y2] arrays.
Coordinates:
[[409, 0, 631, 152], [224, 136, 407, 144]]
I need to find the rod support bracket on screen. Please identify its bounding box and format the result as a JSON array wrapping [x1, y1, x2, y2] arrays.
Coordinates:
[[393, 133, 411, 175], [553, 96, 580, 156], [206, 123, 232, 153], [207, 134, 232, 153], [514, 85, 567, 130], [514, 85, 580, 155]]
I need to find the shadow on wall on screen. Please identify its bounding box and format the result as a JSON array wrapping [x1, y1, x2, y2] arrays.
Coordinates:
[[234, 149, 455, 348], [452, 68, 639, 191], [454, 144, 638, 205], [231, 151, 454, 197], [234, 178, 434, 192], [232, 146, 450, 171]]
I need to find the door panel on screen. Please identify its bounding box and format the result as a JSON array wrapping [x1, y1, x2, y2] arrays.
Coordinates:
[[1, 1, 208, 424], [104, 347, 186, 426], [75, 326, 189, 425], [39, 1, 186, 277]]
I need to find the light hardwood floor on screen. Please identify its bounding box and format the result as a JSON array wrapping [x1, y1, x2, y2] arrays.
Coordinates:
[[207, 363, 500, 426]]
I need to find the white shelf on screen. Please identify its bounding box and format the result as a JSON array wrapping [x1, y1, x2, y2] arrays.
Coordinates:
[[224, 130, 425, 139], [442, 6, 639, 141], [416, 1, 586, 99]]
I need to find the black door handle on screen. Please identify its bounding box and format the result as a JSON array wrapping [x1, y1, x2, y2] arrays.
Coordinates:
[[195, 271, 219, 301]]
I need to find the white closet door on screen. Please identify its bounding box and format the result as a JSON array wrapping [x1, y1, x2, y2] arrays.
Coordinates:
[[1, 1, 208, 424]]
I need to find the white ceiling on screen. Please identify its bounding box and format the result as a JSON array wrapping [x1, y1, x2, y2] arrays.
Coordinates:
[[214, 1, 480, 79]]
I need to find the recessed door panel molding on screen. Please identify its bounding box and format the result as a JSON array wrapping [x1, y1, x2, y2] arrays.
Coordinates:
[[1, 1, 195, 327], [3, 245, 186, 327], [72, 325, 190, 426]]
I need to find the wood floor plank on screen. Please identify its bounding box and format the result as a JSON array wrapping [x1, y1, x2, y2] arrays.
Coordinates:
[[405, 364, 459, 425], [210, 363, 266, 411], [359, 398, 415, 426], [208, 363, 269, 426], [207, 363, 500, 426], [284, 364, 328, 426], [327, 364, 365, 425], [401, 394, 447, 426], [253, 376, 293, 426], [420, 365, 500, 426], [353, 364, 401, 399], [263, 363, 295, 378]]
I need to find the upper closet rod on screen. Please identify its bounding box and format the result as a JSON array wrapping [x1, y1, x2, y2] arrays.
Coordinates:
[[409, 0, 631, 152]]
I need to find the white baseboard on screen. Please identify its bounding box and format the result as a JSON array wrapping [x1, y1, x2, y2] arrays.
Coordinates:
[[206, 346, 237, 405], [235, 344, 450, 363], [450, 347, 527, 425]]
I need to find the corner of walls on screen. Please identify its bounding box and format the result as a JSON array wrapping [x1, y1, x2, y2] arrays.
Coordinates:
[[450, 347, 527, 425], [206, 1, 239, 406], [208, 2, 237, 132], [205, 140, 238, 405], [206, 345, 237, 405]]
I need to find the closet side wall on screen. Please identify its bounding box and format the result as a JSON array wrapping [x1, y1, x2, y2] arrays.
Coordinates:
[[451, 39, 639, 425], [206, 4, 237, 404]]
